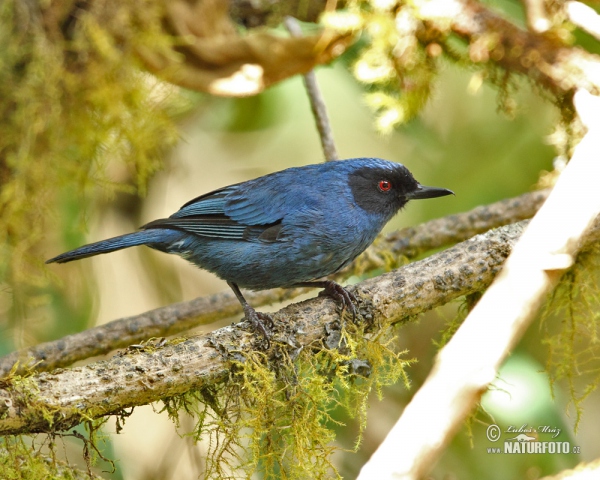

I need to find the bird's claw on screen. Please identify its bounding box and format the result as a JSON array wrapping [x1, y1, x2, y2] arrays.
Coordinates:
[[318, 280, 358, 322], [243, 306, 273, 349]]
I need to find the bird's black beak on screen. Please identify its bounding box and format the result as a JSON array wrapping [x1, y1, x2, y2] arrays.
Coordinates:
[[407, 184, 454, 200]]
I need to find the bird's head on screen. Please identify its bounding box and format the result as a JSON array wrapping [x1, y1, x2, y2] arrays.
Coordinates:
[[347, 159, 453, 217]]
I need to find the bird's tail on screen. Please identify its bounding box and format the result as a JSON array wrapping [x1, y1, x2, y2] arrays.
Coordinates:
[[46, 229, 175, 264]]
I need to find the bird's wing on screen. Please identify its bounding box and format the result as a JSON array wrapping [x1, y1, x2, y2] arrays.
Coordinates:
[[175, 172, 319, 225], [223, 169, 322, 225], [141, 185, 285, 241], [142, 216, 252, 239], [170, 187, 233, 217]]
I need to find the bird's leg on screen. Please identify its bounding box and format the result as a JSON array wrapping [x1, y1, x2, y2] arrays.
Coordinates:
[[292, 280, 358, 321], [228, 282, 273, 347]]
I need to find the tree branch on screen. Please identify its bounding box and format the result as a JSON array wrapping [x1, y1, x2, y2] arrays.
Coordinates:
[[371, 188, 549, 260], [229, 0, 328, 28], [228, 0, 600, 97], [0, 221, 524, 435], [0, 189, 549, 378], [0, 288, 300, 378], [417, 0, 600, 97], [3, 215, 600, 436]]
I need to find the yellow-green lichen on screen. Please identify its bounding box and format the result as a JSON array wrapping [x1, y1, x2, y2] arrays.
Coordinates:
[[0, 425, 110, 480], [541, 245, 600, 430], [161, 321, 413, 479]]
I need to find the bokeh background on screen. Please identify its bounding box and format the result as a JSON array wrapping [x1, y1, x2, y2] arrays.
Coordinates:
[[3, 0, 600, 477]]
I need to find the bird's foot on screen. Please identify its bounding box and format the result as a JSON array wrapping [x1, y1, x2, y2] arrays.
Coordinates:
[[242, 305, 273, 349], [318, 280, 358, 322]]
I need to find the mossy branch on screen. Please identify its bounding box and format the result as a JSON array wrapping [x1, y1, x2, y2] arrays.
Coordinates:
[[3, 216, 600, 436], [0, 221, 517, 435], [416, 0, 600, 97], [0, 189, 549, 378]]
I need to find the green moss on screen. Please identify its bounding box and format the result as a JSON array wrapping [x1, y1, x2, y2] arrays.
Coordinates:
[[435, 292, 482, 349], [0, 435, 105, 480], [541, 245, 600, 430], [161, 321, 413, 479], [0, 364, 115, 476]]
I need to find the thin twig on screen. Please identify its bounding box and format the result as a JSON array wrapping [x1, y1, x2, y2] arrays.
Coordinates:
[[284, 16, 338, 161], [0, 189, 549, 377]]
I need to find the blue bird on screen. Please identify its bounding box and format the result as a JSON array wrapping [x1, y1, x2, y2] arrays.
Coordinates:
[[47, 158, 453, 343]]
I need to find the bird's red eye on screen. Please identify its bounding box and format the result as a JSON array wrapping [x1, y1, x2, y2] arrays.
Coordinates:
[[378, 180, 392, 192]]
